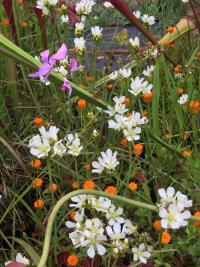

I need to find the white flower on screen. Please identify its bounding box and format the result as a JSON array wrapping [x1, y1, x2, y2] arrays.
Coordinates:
[[82, 218, 107, 258], [104, 1, 114, 8], [91, 196, 112, 212], [54, 65, 68, 76], [123, 219, 137, 235], [123, 124, 141, 141], [105, 96, 128, 117], [132, 243, 151, 264], [75, 0, 96, 15], [53, 140, 66, 157], [158, 187, 177, 207], [36, 0, 58, 15], [92, 156, 105, 174], [133, 10, 141, 19], [119, 68, 132, 78], [106, 222, 127, 240], [74, 37, 86, 53], [108, 114, 126, 131], [5, 253, 30, 266], [176, 191, 192, 212], [39, 126, 59, 144], [28, 135, 51, 158], [182, 0, 188, 2], [106, 205, 125, 225], [75, 22, 84, 35], [92, 129, 99, 137], [69, 195, 88, 209], [66, 133, 83, 156], [91, 26, 103, 41], [129, 37, 140, 48], [141, 14, 155, 26], [159, 204, 191, 229], [61, 15, 69, 24], [178, 94, 188, 105], [69, 229, 84, 248], [128, 76, 144, 96], [142, 65, 155, 77], [65, 208, 85, 229], [109, 71, 119, 80], [141, 80, 153, 94]]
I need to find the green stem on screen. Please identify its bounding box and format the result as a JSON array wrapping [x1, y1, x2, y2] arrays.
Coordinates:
[[37, 189, 200, 267]]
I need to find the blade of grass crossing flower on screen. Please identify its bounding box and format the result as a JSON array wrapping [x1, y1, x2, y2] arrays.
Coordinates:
[[0, 34, 109, 109]]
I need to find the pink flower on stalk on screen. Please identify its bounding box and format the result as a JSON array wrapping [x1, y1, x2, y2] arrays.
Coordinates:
[[62, 78, 72, 97], [29, 44, 68, 81]]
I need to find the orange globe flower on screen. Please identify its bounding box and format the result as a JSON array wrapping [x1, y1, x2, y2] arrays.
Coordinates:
[[86, 76, 94, 82], [31, 159, 42, 169], [21, 21, 28, 27], [124, 97, 130, 106], [143, 93, 153, 104], [104, 186, 117, 195], [120, 138, 128, 146], [82, 180, 95, 190], [84, 163, 92, 170], [67, 254, 78, 266], [161, 231, 171, 244], [189, 101, 200, 114], [34, 117, 43, 127], [182, 150, 192, 157], [169, 42, 175, 49], [70, 210, 77, 220], [48, 183, 58, 192], [128, 182, 138, 191], [77, 99, 87, 109], [194, 211, 200, 227], [153, 220, 161, 231], [32, 178, 43, 188], [196, 51, 200, 57], [34, 199, 44, 208], [177, 87, 183, 95], [72, 181, 79, 189], [133, 144, 144, 156], [166, 26, 175, 33], [3, 18, 10, 25]]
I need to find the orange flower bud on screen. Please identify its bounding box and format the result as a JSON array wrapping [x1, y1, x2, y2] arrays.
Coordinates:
[[84, 163, 92, 170], [160, 231, 171, 244], [174, 65, 182, 74], [128, 182, 138, 191], [153, 220, 161, 231], [34, 117, 43, 127], [70, 210, 77, 220], [67, 254, 79, 266], [166, 26, 175, 33], [189, 101, 200, 114], [48, 183, 58, 192], [120, 138, 128, 146], [124, 97, 130, 106], [143, 93, 153, 104], [182, 150, 192, 157], [32, 178, 43, 188], [77, 99, 87, 109], [177, 87, 183, 95], [104, 186, 117, 195], [133, 144, 144, 156], [31, 159, 42, 169], [21, 21, 28, 27], [34, 199, 44, 208], [82, 180, 95, 190], [3, 18, 10, 25], [107, 83, 113, 90], [72, 181, 79, 189], [194, 211, 200, 227]]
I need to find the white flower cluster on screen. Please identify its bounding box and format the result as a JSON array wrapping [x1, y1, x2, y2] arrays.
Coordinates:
[[133, 10, 155, 26], [28, 126, 83, 158], [91, 26, 103, 41], [178, 94, 188, 105], [74, 37, 86, 54], [129, 36, 140, 49], [158, 187, 192, 229], [75, 0, 96, 16], [109, 67, 132, 80], [92, 149, 119, 174], [66, 195, 151, 263], [106, 96, 148, 141], [129, 76, 153, 96], [36, 0, 58, 16]]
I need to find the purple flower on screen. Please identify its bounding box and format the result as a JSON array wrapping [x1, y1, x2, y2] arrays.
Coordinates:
[[62, 78, 72, 97], [69, 58, 79, 72], [29, 44, 68, 81]]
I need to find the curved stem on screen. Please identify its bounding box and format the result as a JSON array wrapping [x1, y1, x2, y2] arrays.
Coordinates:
[[38, 189, 200, 267]]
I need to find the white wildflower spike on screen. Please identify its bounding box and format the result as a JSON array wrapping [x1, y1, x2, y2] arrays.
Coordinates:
[[91, 26, 103, 41], [129, 37, 140, 49]]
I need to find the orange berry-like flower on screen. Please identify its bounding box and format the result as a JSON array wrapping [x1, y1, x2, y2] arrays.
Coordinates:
[[77, 99, 87, 109], [143, 93, 153, 104], [174, 65, 182, 74], [133, 144, 144, 156], [21, 21, 28, 27], [34, 117, 43, 127], [32, 178, 43, 188], [120, 138, 128, 146], [84, 163, 92, 170], [107, 83, 113, 90], [161, 231, 171, 244], [72, 181, 79, 189], [153, 220, 161, 231], [31, 159, 42, 169], [196, 51, 200, 57], [34, 199, 44, 208], [166, 26, 175, 33], [86, 76, 94, 82], [48, 183, 58, 192], [169, 42, 175, 49], [163, 39, 169, 47], [177, 87, 183, 95], [83, 180, 95, 190], [182, 150, 192, 157], [67, 254, 79, 266], [194, 211, 200, 227], [104, 186, 117, 195], [124, 97, 130, 106], [189, 101, 200, 114], [3, 18, 10, 25], [142, 111, 148, 117], [70, 210, 77, 220], [128, 182, 138, 191]]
